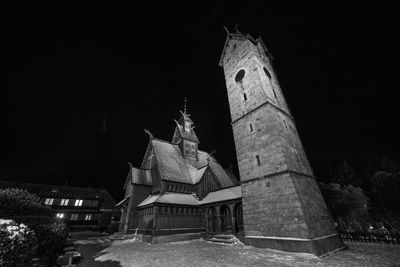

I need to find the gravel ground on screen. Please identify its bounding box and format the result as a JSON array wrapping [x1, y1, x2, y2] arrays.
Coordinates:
[[75, 238, 400, 267]]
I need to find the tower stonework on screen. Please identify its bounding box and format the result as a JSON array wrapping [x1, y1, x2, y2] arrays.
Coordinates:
[[219, 30, 345, 255]]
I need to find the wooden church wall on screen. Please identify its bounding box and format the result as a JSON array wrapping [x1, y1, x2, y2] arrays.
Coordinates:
[[195, 169, 220, 200], [156, 205, 204, 234], [150, 164, 161, 194], [137, 206, 154, 234], [162, 181, 194, 194], [128, 184, 152, 230]]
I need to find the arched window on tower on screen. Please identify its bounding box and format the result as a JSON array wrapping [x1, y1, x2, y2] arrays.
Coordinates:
[[235, 69, 245, 83]]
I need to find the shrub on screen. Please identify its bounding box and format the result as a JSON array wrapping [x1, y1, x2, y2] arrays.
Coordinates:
[[319, 182, 369, 222], [12, 216, 69, 264], [0, 188, 51, 218], [107, 221, 120, 234], [0, 219, 37, 266], [98, 212, 113, 232]]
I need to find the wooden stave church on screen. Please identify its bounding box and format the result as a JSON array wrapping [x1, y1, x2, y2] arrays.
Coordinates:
[[117, 110, 244, 243]]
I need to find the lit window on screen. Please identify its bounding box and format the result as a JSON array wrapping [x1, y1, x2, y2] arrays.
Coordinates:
[[60, 199, 69, 206], [45, 198, 54, 205], [70, 214, 79, 221], [56, 213, 64, 218], [74, 199, 83, 206], [85, 214, 92, 220]]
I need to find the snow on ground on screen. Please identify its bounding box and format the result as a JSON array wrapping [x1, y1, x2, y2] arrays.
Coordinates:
[[75, 238, 400, 267]]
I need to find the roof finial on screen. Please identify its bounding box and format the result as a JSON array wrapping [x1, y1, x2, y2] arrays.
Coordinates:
[[144, 129, 153, 139], [222, 25, 230, 36], [184, 97, 187, 114], [234, 24, 241, 33]]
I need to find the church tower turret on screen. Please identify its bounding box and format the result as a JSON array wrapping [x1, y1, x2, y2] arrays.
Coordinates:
[[219, 27, 345, 255], [172, 99, 199, 160]]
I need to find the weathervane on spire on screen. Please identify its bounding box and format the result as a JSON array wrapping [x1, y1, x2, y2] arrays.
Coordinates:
[[184, 97, 187, 114], [234, 24, 241, 33]]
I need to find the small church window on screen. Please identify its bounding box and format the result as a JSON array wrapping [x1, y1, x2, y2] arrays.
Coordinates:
[[249, 123, 253, 132], [263, 67, 272, 79], [243, 93, 247, 102], [235, 69, 245, 83], [272, 89, 278, 99], [256, 155, 261, 166]]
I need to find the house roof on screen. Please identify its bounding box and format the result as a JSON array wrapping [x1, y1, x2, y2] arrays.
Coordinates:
[[137, 186, 242, 207], [0, 180, 117, 211]]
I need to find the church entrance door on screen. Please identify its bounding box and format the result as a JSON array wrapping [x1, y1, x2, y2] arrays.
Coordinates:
[[220, 205, 232, 233], [208, 207, 217, 233]]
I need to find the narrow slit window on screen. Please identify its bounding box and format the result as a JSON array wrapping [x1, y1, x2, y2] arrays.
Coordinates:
[[272, 89, 278, 99], [243, 93, 247, 101], [256, 155, 261, 166], [263, 67, 272, 79], [249, 123, 253, 132]]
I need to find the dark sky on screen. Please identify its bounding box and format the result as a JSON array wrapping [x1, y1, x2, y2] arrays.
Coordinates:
[[3, 2, 399, 200]]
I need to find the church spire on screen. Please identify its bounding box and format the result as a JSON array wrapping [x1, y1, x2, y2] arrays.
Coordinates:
[[171, 101, 199, 159]]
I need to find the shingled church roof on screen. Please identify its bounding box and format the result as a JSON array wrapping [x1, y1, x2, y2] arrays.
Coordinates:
[[151, 139, 235, 186], [137, 185, 242, 207]]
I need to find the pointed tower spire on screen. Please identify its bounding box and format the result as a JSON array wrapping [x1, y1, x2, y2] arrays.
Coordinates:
[[184, 97, 187, 114]]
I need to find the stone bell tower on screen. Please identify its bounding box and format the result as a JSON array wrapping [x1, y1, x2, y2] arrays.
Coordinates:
[[218, 27, 345, 255]]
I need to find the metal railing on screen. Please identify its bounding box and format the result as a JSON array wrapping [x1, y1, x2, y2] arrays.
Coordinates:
[[340, 232, 400, 245]]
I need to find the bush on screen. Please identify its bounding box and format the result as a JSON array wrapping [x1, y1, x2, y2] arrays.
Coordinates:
[[13, 216, 69, 264], [0, 188, 51, 218], [107, 221, 120, 234], [98, 212, 113, 232], [99, 211, 121, 233], [319, 182, 369, 222], [0, 219, 37, 266]]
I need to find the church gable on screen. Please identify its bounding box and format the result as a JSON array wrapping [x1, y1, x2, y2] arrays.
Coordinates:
[[195, 167, 222, 200]]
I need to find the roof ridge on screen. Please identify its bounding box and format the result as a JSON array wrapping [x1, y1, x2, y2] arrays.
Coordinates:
[[152, 138, 176, 145], [0, 179, 101, 192]]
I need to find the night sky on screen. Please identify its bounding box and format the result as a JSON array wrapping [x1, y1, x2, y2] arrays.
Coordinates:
[[3, 2, 399, 200]]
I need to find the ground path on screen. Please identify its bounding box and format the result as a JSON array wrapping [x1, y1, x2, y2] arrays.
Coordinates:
[[71, 234, 400, 266]]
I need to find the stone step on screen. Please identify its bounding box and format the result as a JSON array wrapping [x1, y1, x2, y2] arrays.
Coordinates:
[[213, 234, 235, 240], [209, 237, 235, 244]]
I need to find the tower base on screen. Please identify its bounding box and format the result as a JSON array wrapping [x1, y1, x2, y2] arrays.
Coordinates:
[[245, 233, 346, 256]]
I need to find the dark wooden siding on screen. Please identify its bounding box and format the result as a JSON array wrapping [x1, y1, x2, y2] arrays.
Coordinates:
[[156, 205, 203, 231], [195, 168, 221, 200], [151, 164, 161, 194], [162, 181, 194, 194], [128, 184, 152, 230], [137, 207, 154, 233]]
